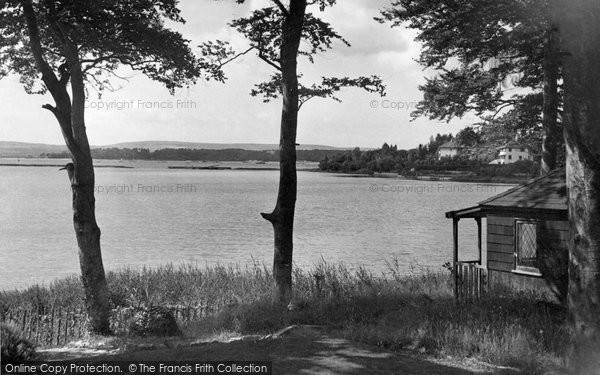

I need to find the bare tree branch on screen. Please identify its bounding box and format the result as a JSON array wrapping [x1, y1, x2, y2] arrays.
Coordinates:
[[258, 51, 281, 71], [271, 0, 289, 16], [217, 46, 255, 68], [42, 103, 57, 113], [491, 102, 515, 119]]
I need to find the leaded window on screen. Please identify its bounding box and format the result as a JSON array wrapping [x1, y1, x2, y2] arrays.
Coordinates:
[[515, 220, 540, 273]]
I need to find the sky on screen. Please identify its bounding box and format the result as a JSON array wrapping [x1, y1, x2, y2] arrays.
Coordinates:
[[0, 0, 479, 149]]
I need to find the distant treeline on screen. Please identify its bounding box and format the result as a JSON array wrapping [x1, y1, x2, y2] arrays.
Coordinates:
[[318, 138, 539, 177], [318, 135, 454, 174], [40, 147, 344, 162]]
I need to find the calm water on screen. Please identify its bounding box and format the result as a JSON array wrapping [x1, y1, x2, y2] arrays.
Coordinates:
[[0, 162, 512, 290]]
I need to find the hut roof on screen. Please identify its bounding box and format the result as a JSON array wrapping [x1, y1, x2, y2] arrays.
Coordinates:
[[446, 169, 567, 220]]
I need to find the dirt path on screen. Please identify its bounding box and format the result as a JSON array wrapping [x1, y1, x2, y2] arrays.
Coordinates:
[[39, 326, 519, 375], [105, 338, 467, 374]]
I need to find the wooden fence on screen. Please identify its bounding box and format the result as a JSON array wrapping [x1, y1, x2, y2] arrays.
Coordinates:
[[1, 304, 211, 348], [455, 261, 487, 300]]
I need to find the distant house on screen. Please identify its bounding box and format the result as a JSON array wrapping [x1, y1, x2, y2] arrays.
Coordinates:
[[490, 142, 532, 164], [445, 169, 568, 302], [437, 140, 463, 159]]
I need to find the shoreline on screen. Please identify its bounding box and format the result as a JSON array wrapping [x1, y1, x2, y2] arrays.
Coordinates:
[[318, 170, 529, 184], [0, 160, 533, 183], [0, 163, 134, 169], [0, 159, 319, 171], [0, 163, 318, 171]]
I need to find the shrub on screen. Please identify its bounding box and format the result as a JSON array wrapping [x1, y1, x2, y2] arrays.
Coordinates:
[[1, 322, 37, 362], [128, 306, 181, 337]]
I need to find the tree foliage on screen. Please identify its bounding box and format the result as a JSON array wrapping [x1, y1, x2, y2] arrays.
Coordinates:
[[42, 147, 342, 163], [199, 1, 385, 107], [378, 0, 551, 120], [197, 0, 385, 301], [0, 0, 205, 333], [251, 73, 385, 109], [1, 0, 203, 96], [378, 0, 563, 171], [318, 139, 538, 178], [455, 126, 480, 147]]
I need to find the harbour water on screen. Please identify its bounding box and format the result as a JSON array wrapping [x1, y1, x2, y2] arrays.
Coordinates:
[[0, 160, 512, 290]]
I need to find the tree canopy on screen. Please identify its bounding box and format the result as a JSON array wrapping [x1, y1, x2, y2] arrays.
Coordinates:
[[0, 0, 205, 334], [199, 1, 385, 108], [378, 0, 563, 170], [1, 0, 203, 96], [196, 0, 386, 301], [378, 0, 550, 120]]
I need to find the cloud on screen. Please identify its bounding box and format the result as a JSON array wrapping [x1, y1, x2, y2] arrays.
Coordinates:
[[317, 0, 411, 57], [0, 0, 475, 149]]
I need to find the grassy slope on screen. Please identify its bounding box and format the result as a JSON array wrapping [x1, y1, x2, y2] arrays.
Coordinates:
[[0, 261, 567, 373]]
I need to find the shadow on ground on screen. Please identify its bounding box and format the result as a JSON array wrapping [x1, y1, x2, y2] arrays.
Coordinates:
[[75, 327, 517, 375]]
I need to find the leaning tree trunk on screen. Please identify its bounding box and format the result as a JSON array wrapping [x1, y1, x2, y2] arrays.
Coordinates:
[[540, 25, 560, 175], [66, 48, 111, 335], [22, 0, 111, 334], [71, 156, 110, 334], [261, 0, 306, 303], [556, 0, 600, 372]]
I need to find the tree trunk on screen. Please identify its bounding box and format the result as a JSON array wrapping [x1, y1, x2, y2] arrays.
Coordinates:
[[22, 0, 111, 334], [540, 26, 560, 175], [261, 0, 306, 304], [71, 158, 110, 334], [556, 0, 600, 372], [65, 31, 111, 336]]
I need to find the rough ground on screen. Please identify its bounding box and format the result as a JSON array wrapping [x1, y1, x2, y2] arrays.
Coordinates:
[[39, 326, 520, 375]]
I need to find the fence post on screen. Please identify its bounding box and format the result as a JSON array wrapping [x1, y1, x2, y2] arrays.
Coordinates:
[[64, 309, 70, 344], [35, 309, 41, 344], [56, 308, 62, 346], [79, 307, 85, 337], [482, 268, 488, 295], [469, 266, 474, 299], [26, 309, 34, 339], [20, 309, 28, 335], [475, 267, 480, 299]]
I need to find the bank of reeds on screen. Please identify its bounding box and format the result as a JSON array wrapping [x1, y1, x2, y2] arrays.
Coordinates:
[[0, 260, 567, 373]]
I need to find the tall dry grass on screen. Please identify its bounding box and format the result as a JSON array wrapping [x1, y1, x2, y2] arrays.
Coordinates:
[[0, 259, 567, 372]]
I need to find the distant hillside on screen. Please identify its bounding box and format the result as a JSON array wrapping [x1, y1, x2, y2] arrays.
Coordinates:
[[104, 141, 342, 152], [0, 142, 67, 157], [0, 141, 344, 157]]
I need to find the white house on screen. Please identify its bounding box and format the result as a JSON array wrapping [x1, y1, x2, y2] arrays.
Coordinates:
[[437, 140, 463, 159], [490, 143, 532, 164]]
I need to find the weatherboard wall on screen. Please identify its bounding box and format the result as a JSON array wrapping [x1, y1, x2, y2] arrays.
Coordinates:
[[486, 215, 569, 272], [486, 215, 569, 300]]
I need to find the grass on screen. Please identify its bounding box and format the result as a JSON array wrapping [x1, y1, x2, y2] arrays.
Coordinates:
[[0, 259, 568, 373]]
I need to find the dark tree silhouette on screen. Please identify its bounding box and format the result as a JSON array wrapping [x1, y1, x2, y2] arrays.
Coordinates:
[[379, 0, 563, 174], [555, 0, 600, 372], [0, 0, 202, 333], [200, 0, 385, 302]]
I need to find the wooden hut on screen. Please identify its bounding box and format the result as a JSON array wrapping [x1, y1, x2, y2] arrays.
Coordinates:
[[445, 169, 568, 301]]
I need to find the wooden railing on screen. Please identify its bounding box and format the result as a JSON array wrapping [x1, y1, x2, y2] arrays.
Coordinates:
[[1, 304, 212, 347], [455, 261, 487, 300], [2, 307, 87, 347]]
